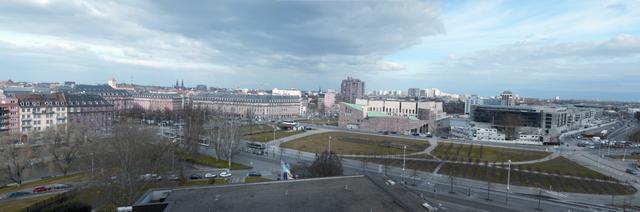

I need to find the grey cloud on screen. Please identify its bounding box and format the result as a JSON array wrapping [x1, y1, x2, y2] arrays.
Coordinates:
[[0, 0, 443, 81]]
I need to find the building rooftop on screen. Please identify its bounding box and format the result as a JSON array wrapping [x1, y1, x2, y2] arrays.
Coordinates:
[[193, 93, 299, 103], [74, 84, 131, 96], [15, 93, 66, 106], [133, 175, 427, 212], [65, 93, 113, 107]]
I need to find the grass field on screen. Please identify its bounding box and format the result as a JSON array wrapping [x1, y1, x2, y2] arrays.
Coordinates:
[[351, 155, 635, 195], [179, 153, 251, 170], [242, 130, 302, 143], [0, 173, 86, 195], [432, 143, 550, 162], [0, 194, 57, 212], [518, 157, 608, 179], [299, 118, 338, 126], [241, 124, 274, 135], [244, 177, 272, 183], [609, 155, 640, 160], [282, 132, 429, 155], [347, 157, 441, 173], [408, 153, 435, 159], [439, 162, 635, 195]]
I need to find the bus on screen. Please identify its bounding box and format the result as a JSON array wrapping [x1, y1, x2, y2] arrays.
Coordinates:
[[246, 142, 267, 155]]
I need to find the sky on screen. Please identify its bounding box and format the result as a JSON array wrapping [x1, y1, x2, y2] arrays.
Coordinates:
[[0, 0, 639, 101]]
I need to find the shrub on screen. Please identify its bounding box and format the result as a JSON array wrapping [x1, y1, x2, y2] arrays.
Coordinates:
[[43, 202, 92, 212]]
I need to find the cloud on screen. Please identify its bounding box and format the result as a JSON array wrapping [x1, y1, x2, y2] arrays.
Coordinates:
[[429, 34, 640, 94], [0, 0, 444, 83]]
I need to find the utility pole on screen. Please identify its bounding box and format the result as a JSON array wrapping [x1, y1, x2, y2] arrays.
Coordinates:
[[90, 152, 94, 178], [486, 181, 491, 200], [537, 189, 542, 210], [328, 136, 332, 153], [449, 176, 454, 194], [506, 159, 511, 205]]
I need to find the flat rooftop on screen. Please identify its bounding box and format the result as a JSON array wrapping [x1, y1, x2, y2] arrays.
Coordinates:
[[134, 175, 427, 212]]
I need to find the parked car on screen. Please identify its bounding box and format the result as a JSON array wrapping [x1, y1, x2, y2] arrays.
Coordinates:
[[421, 202, 437, 211], [248, 171, 262, 177], [140, 173, 162, 181], [7, 191, 31, 198], [32, 186, 50, 193], [189, 174, 203, 180], [50, 184, 71, 190], [626, 169, 638, 176], [167, 174, 180, 181], [219, 171, 232, 178], [204, 173, 217, 179]]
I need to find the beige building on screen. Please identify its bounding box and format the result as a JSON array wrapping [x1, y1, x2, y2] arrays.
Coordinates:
[[16, 93, 67, 133], [339, 99, 447, 133], [354, 99, 446, 120], [132, 93, 183, 112], [192, 94, 300, 120]]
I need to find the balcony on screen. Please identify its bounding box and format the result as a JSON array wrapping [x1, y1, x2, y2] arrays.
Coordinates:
[[57, 116, 67, 120], [22, 117, 32, 121]]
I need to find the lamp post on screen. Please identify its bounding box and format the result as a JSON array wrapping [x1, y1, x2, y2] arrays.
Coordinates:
[[506, 159, 511, 205], [90, 153, 95, 178], [402, 145, 406, 183]]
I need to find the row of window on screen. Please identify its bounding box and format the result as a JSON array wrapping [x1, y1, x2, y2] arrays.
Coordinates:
[[21, 107, 66, 112]]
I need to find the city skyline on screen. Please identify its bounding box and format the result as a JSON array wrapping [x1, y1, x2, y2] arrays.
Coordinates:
[[1, 0, 639, 101]]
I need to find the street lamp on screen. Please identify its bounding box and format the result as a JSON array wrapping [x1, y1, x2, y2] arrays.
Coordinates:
[[506, 159, 511, 205], [402, 145, 406, 183], [90, 153, 95, 178]]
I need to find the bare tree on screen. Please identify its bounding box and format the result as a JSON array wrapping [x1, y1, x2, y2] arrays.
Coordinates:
[[44, 124, 90, 176], [308, 151, 343, 177], [499, 113, 526, 140], [0, 133, 39, 185], [92, 124, 176, 206], [207, 119, 242, 163]]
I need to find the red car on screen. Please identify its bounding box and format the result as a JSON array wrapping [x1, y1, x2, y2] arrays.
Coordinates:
[[32, 186, 50, 193]]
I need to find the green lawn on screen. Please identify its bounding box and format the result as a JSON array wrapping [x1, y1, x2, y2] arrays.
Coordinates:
[[299, 118, 338, 126], [609, 155, 640, 160], [180, 178, 230, 187], [0, 173, 86, 195], [242, 130, 302, 143], [431, 143, 550, 162], [282, 132, 429, 155], [179, 153, 251, 170], [347, 157, 441, 173], [244, 177, 272, 183], [354, 155, 635, 195], [241, 124, 274, 135], [0, 194, 57, 212], [439, 161, 635, 195], [519, 157, 608, 179], [408, 153, 434, 159]]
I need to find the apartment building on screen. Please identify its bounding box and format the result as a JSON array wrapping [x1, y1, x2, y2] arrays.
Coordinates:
[[16, 93, 67, 133]]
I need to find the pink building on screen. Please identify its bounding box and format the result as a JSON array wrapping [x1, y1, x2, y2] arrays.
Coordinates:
[[66, 94, 114, 131], [133, 94, 183, 112], [338, 102, 433, 134], [0, 97, 20, 133], [323, 89, 336, 109]]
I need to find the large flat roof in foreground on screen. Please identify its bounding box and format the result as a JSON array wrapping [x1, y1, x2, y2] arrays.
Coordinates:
[[135, 175, 426, 212]]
